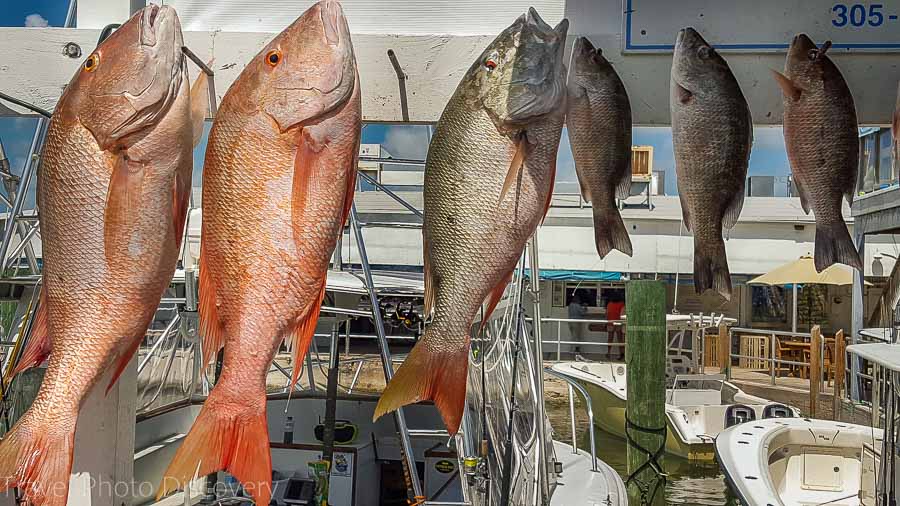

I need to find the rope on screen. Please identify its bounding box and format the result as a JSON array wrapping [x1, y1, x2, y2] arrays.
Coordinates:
[[624, 416, 667, 505]]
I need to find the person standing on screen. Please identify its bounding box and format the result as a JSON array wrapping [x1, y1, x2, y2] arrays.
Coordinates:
[[606, 293, 625, 360], [567, 294, 586, 355]]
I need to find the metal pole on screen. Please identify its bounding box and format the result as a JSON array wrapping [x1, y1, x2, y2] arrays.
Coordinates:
[[528, 234, 550, 505], [0, 120, 46, 269], [64, 0, 77, 27], [792, 283, 798, 334], [770, 333, 776, 385], [557, 320, 561, 361], [567, 384, 577, 453], [349, 204, 423, 499]]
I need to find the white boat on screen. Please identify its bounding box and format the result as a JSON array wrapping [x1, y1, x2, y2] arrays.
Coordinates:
[[552, 361, 798, 460], [716, 417, 883, 506]]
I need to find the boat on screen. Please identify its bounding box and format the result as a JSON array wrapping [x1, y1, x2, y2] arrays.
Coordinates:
[[552, 361, 798, 460], [716, 417, 883, 505]]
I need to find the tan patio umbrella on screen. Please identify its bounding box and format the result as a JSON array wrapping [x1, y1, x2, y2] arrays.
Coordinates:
[[748, 255, 866, 332]]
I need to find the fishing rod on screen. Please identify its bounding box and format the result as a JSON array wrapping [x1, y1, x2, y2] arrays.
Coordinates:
[[498, 305, 526, 506]]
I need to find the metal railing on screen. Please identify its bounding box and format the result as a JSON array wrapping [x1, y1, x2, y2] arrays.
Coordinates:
[[529, 317, 625, 360], [726, 327, 817, 386], [543, 368, 598, 472]]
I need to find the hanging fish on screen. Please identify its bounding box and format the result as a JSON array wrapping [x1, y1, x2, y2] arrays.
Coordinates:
[[566, 36, 633, 258], [670, 27, 752, 300], [373, 9, 568, 434], [0, 5, 206, 504], [157, 2, 360, 504], [773, 34, 862, 272]]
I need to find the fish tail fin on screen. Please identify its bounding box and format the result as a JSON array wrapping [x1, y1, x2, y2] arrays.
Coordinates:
[[592, 205, 633, 258], [373, 333, 469, 434], [815, 220, 862, 272], [0, 408, 76, 506], [158, 381, 271, 505], [694, 238, 732, 300]]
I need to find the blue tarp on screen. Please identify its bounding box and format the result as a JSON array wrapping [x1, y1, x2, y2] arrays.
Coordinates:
[[525, 269, 623, 281]]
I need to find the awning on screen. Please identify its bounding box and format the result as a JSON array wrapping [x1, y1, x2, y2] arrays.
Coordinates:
[[526, 269, 623, 281]]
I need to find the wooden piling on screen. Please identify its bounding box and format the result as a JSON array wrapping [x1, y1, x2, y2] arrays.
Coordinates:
[[809, 325, 821, 418], [625, 280, 666, 505], [833, 329, 846, 420], [717, 323, 729, 377]]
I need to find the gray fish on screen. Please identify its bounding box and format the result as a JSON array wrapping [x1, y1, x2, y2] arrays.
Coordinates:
[[671, 27, 752, 300], [374, 8, 568, 434], [773, 34, 861, 272], [566, 37, 633, 258]]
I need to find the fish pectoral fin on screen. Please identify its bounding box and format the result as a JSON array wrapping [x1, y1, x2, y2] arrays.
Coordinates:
[[771, 70, 801, 101], [104, 156, 145, 262], [722, 181, 746, 230], [190, 65, 211, 147], [288, 280, 327, 390], [499, 136, 529, 204], [480, 270, 513, 332], [674, 82, 693, 104]]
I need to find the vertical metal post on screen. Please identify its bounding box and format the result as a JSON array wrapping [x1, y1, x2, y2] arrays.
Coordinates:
[[0, 120, 46, 270], [349, 204, 423, 499], [567, 384, 577, 453], [791, 283, 798, 334], [770, 333, 776, 385], [557, 320, 561, 361], [528, 234, 550, 505], [851, 230, 865, 401], [306, 352, 317, 392], [0, 139, 38, 274]]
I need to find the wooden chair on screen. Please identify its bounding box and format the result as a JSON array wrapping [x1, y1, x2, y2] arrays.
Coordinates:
[[774, 336, 800, 378]]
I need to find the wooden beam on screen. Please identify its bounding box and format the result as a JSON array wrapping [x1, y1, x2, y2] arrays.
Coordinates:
[[809, 325, 821, 418], [625, 280, 666, 505], [717, 323, 730, 377], [833, 329, 846, 421]]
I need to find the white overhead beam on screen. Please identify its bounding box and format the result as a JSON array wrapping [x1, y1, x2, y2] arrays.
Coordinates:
[[0, 27, 897, 125]]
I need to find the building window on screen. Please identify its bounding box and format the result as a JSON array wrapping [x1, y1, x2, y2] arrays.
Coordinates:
[[750, 285, 787, 323], [879, 129, 893, 185]]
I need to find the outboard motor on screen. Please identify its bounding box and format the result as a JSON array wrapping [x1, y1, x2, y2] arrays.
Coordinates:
[[725, 404, 756, 428], [763, 403, 795, 418]]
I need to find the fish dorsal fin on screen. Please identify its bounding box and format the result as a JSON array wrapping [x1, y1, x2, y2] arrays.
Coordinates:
[[722, 182, 745, 230], [189, 66, 211, 147], [615, 162, 633, 201], [480, 270, 513, 332], [289, 280, 327, 390], [423, 233, 435, 318], [500, 136, 528, 204], [10, 287, 50, 379], [674, 83, 693, 104], [793, 174, 812, 214], [771, 70, 801, 101], [104, 156, 144, 263], [677, 191, 692, 232]]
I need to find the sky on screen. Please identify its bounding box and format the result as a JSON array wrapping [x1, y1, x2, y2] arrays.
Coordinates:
[[0, 0, 795, 199]]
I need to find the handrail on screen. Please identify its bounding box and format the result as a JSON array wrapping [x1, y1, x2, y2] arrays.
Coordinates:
[[356, 170, 423, 219], [137, 313, 181, 374], [543, 367, 598, 472]]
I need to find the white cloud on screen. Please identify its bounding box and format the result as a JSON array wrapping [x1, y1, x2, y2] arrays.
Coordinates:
[[382, 125, 430, 160], [25, 14, 49, 28]]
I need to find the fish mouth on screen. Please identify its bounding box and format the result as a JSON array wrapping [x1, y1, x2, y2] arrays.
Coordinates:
[[141, 4, 176, 47], [573, 37, 596, 58], [676, 27, 710, 50], [789, 33, 831, 62]]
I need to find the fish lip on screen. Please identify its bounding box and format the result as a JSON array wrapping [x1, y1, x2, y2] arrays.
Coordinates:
[[140, 4, 175, 47]]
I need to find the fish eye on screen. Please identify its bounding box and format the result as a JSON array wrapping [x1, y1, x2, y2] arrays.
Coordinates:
[[807, 49, 819, 61], [697, 46, 715, 60], [84, 53, 99, 72], [265, 49, 282, 67], [484, 58, 497, 71]]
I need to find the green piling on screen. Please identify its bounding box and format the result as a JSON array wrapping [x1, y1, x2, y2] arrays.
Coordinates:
[[625, 280, 667, 505]]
